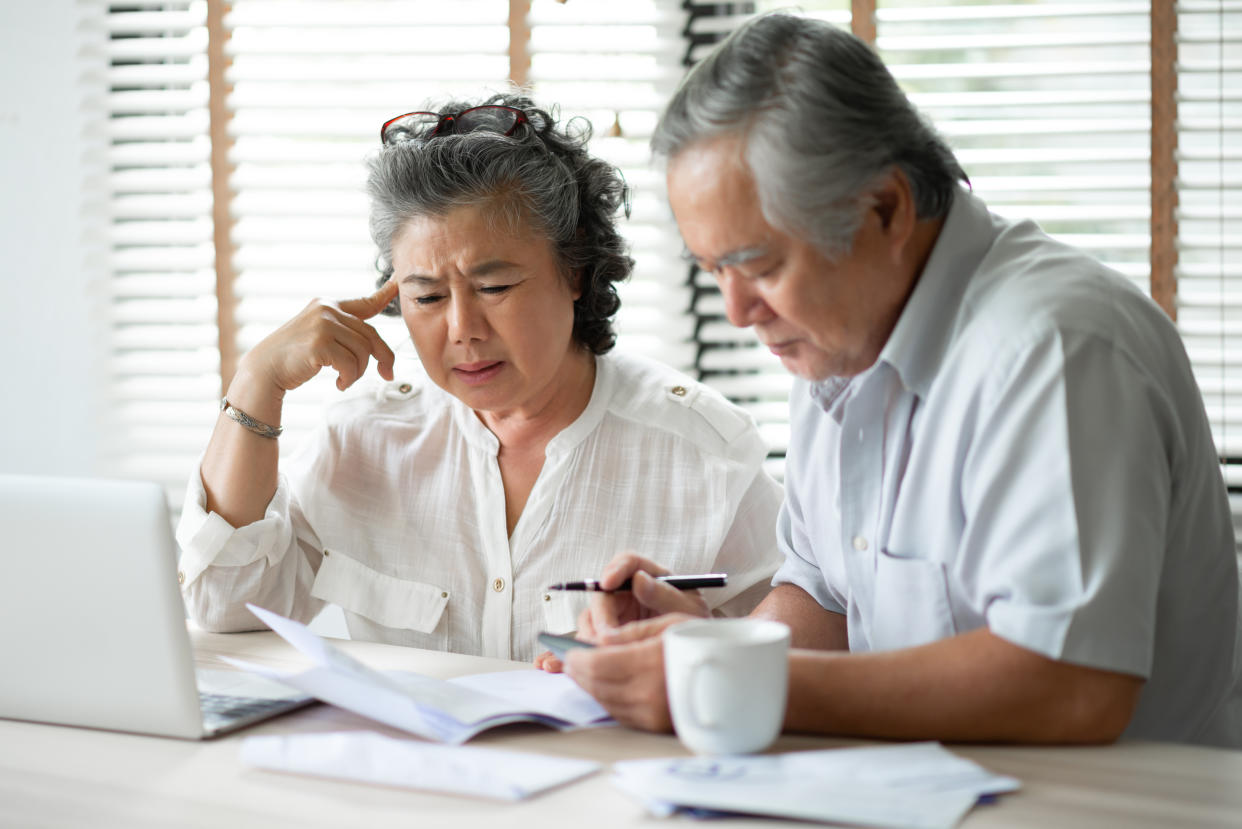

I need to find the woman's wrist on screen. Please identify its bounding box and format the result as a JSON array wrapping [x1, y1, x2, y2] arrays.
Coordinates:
[[223, 363, 286, 429]]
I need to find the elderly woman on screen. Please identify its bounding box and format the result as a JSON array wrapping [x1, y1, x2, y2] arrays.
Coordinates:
[[175, 94, 783, 662]]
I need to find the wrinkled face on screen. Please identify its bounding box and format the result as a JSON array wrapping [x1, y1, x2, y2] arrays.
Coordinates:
[[667, 135, 913, 381], [391, 204, 582, 415]]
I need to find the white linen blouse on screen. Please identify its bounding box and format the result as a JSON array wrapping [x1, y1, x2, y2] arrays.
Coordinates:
[[177, 351, 784, 662]]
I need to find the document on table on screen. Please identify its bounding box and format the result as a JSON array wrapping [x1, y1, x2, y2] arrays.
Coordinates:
[[223, 604, 613, 744], [612, 742, 1020, 829], [241, 731, 601, 800]]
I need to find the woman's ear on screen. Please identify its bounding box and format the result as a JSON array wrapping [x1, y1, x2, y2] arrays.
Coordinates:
[[570, 268, 584, 302]]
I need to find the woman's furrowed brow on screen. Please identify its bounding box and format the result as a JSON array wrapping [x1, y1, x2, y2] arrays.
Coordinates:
[[399, 260, 517, 284], [400, 274, 441, 286], [467, 259, 519, 277]]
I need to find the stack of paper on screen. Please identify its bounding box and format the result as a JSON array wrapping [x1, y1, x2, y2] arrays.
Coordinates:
[[242, 731, 601, 800], [226, 604, 613, 743], [612, 742, 1019, 829]]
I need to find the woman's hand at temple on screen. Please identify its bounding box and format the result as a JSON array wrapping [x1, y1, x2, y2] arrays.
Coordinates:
[[234, 279, 399, 404], [202, 279, 399, 528]]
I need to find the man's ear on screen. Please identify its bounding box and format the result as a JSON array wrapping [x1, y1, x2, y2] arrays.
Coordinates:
[[870, 168, 917, 264]]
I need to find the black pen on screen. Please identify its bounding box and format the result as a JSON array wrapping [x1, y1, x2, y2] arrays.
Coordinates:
[[547, 573, 727, 592]]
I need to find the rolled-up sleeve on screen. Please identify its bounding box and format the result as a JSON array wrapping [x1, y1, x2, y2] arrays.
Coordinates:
[[176, 466, 324, 632]]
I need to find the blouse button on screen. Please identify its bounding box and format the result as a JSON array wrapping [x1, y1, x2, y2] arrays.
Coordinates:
[[852, 535, 869, 552], [671, 385, 687, 397], [177, 570, 185, 586], [398, 383, 412, 394], [493, 577, 505, 592], [543, 594, 551, 602]]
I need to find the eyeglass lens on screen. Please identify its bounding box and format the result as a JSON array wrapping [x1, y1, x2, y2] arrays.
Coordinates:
[[382, 106, 522, 144], [453, 106, 520, 135]]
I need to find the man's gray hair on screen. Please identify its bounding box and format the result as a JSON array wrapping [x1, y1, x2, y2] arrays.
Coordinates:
[[653, 13, 967, 257]]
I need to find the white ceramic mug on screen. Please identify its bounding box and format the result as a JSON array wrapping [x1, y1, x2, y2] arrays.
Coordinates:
[[663, 617, 791, 755]]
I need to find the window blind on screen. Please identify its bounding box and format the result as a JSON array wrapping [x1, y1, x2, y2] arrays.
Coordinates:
[[1173, 1, 1241, 493], [91, 1, 219, 508], [85, 1, 1238, 522], [527, 0, 694, 369], [876, 1, 1152, 296]]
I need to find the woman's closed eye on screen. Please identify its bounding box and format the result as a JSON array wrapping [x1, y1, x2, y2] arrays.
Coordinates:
[[407, 281, 517, 306]]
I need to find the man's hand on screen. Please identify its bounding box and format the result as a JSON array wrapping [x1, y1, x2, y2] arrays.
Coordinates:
[[563, 613, 698, 732], [574, 553, 711, 644]]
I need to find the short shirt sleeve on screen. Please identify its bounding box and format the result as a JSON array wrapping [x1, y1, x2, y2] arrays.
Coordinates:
[[959, 326, 1173, 678], [772, 479, 847, 616]]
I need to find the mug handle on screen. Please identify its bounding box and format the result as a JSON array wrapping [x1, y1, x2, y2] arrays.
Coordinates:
[[687, 655, 725, 729]]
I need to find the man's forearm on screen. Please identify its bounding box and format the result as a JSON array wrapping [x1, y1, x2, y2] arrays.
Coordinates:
[[783, 628, 1144, 744], [751, 583, 848, 650]]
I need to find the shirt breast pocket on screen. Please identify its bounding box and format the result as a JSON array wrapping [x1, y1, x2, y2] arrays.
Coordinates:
[[310, 549, 449, 635], [869, 549, 957, 651]]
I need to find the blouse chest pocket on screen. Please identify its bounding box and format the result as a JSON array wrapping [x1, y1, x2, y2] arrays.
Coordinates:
[[310, 549, 449, 634], [868, 549, 957, 651]]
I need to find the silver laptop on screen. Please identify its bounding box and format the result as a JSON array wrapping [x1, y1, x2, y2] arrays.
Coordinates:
[[0, 473, 313, 739]]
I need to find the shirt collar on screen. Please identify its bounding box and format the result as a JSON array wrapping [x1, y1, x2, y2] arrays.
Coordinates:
[[444, 354, 610, 456], [875, 186, 998, 400]]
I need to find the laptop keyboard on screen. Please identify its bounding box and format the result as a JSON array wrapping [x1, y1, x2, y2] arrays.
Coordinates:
[[199, 692, 297, 727]]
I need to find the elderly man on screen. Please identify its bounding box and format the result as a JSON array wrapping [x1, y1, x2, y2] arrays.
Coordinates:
[[556, 13, 1242, 746]]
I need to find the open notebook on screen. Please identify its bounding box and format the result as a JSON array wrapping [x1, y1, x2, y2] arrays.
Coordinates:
[[0, 474, 313, 739]]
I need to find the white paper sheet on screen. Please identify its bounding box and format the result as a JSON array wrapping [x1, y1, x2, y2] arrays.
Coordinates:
[[612, 742, 1019, 829], [241, 731, 601, 800], [226, 604, 612, 743]]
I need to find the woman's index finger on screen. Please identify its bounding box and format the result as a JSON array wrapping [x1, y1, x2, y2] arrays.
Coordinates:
[[338, 278, 399, 320]]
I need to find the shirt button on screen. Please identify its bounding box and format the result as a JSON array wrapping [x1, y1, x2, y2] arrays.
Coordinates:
[[398, 383, 412, 394], [543, 594, 551, 602], [177, 570, 185, 586], [493, 577, 505, 592], [671, 385, 687, 397], [852, 535, 869, 551]]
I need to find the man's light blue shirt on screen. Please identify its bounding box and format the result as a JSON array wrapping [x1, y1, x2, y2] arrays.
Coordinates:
[[773, 187, 1242, 747]]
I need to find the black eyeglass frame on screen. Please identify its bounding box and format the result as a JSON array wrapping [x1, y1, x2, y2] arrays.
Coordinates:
[[379, 105, 530, 145]]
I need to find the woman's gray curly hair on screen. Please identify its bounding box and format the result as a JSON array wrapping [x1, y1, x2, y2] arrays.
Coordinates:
[[367, 92, 633, 355]]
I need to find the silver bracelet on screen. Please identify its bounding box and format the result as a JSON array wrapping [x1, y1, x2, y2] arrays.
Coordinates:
[[220, 397, 283, 439]]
